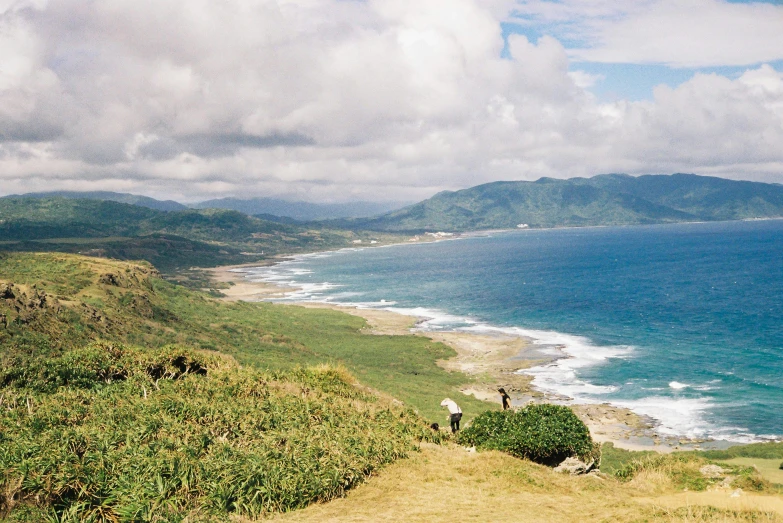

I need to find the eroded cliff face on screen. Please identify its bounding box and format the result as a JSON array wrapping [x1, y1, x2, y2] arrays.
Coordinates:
[[0, 282, 62, 327], [0, 265, 158, 328], [0, 254, 172, 360]]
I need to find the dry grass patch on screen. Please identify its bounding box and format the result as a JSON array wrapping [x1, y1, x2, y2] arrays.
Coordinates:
[[640, 493, 783, 521], [264, 444, 783, 523], [268, 444, 645, 523]]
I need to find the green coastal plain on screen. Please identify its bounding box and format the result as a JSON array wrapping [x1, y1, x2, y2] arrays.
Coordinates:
[[3, 181, 783, 521]]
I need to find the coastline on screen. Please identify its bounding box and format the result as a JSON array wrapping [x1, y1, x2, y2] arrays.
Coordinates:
[[207, 260, 713, 454]]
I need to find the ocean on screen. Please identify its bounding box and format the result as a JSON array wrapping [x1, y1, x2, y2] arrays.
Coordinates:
[[241, 220, 783, 442]]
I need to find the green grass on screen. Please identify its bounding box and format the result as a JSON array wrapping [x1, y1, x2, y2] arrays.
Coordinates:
[[612, 452, 772, 494], [697, 442, 783, 461], [599, 442, 656, 475], [168, 298, 491, 422], [0, 252, 98, 296], [0, 252, 481, 520]]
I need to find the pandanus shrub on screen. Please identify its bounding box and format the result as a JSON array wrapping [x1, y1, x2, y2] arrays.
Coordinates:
[[0, 342, 435, 521]]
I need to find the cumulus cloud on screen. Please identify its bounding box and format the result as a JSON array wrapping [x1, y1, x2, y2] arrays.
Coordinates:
[[513, 0, 783, 67], [0, 0, 781, 202]]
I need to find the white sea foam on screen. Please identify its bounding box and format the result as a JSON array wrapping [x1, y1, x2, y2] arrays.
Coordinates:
[[611, 396, 714, 438], [383, 306, 479, 329], [278, 282, 341, 302], [514, 335, 629, 398], [669, 381, 689, 390]]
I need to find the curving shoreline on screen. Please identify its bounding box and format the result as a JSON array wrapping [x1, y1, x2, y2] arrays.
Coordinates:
[[207, 262, 732, 453]]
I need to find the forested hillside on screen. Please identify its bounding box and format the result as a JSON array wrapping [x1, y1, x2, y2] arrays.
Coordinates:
[[344, 174, 783, 232]]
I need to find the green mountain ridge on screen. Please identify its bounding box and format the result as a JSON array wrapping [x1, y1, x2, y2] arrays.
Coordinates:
[[0, 198, 397, 275], [1, 190, 188, 212], [342, 173, 783, 232]]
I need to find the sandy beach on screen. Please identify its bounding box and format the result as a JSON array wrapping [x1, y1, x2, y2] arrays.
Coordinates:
[[208, 263, 709, 453]]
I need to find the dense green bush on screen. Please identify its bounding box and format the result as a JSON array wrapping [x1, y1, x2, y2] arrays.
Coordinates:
[[0, 343, 437, 521], [457, 404, 597, 466]]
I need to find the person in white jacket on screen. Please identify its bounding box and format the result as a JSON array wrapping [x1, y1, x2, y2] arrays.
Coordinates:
[[440, 398, 462, 433]]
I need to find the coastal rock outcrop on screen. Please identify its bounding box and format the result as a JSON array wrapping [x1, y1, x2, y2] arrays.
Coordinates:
[[699, 464, 726, 479], [554, 456, 596, 475]]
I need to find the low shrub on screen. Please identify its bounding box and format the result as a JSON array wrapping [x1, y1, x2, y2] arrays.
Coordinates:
[[613, 453, 770, 493], [732, 468, 769, 492], [613, 453, 712, 491], [0, 341, 220, 392], [457, 404, 597, 466]]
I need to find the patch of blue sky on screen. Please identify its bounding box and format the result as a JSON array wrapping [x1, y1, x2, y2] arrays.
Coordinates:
[[501, 22, 782, 102], [500, 21, 585, 58], [570, 61, 783, 102]]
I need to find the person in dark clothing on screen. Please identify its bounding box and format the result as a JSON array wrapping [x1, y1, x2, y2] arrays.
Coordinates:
[[498, 388, 511, 410]]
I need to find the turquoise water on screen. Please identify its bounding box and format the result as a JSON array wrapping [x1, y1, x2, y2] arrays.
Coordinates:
[[242, 220, 783, 441]]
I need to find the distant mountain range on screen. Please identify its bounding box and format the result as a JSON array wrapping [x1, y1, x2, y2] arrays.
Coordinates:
[[5, 174, 783, 234], [0, 198, 386, 272], [341, 173, 783, 232], [192, 197, 408, 221], [1, 192, 408, 220]]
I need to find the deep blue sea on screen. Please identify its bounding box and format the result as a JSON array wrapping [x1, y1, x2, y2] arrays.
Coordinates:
[[241, 220, 783, 442]]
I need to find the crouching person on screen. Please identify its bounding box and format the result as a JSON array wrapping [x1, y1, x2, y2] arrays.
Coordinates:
[[440, 398, 462, 433]]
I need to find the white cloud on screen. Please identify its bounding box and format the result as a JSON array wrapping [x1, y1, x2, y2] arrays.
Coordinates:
[[568, 70, 604, 88], [0, 0, 781, 202], [514, 0, 783, 67]]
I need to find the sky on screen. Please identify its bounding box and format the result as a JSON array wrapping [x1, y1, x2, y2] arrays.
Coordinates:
[[0, 0, 782, 203]]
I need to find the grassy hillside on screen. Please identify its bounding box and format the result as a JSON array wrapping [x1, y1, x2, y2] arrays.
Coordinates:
[[0, 198, 404, 277], [0, 252, 482, 520], [344, 173, 783, 232], [0, 252, 488, 421]]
